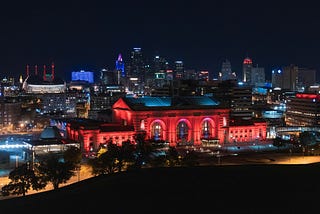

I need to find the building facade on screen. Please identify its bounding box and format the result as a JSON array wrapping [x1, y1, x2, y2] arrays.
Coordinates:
[[285, 93, 320, 126], [63, 119, 135, 153], [56, 96, 267, 153], [112, 96, 266, 147]]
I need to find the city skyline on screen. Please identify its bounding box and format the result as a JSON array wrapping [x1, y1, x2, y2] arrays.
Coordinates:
[[1, 1, 320, 81]]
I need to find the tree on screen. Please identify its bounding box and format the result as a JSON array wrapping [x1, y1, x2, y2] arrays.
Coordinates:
[[165, 146, 181, 167], [299, 131, 317, 146], [272, 136, 286, 148], [63, 145, 82, 166], [181, 150, 200, 167], [2, 146, 83, 197], [117, 140, 136, 171], [63, 145, 83, 181], [88, 140, 137, 176], [1, 162, 46, 197], [133, 132, 157, 168], [88, 142, 118, 176], [37, 152, 76, 189], [88, 150, 117, 176]]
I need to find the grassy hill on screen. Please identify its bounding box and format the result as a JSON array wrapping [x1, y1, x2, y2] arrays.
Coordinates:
[[0, 164, 320, 214]]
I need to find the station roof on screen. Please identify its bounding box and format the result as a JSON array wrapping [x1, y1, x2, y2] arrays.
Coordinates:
[[116, 96, 222, 111]]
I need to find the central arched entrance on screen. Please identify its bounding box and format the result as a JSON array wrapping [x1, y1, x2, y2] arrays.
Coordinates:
[[200, 118, 219, 146], [176, 119, 192, 145]]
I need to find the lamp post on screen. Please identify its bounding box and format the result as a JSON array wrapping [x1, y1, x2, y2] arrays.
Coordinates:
[[15, 155, 18, 168], [289, 148, 292, 163], [77, 165, 81, 182]]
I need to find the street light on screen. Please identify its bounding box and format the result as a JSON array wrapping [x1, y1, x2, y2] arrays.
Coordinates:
[[15, 155, 19, 168]]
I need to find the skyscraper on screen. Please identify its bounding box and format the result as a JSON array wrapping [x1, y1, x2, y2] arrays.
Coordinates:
[[100, 68, 116, 85], [219, 59, 236, 81], [174, 60, 184, 79], [271, 68, 283, 89], [242, 57, 253, 84], [251, 65, 265, 87], [152, 55, 169, 88], [126, 47, 146, 94], [127, 48, 145, 81], [282, 64, 298, 91], [115, 53, 125, 77], [297, 67, 316, 91]]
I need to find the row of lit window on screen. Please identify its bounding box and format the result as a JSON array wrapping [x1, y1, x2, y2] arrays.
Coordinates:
[[287, 111, 316, 117], [230, 130, 252, 133]]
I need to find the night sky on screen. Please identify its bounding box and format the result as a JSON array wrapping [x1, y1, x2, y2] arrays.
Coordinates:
[[1, 1, 320, 82]]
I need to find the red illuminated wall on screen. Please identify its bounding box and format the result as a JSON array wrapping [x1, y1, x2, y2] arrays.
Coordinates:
[[65, 98, 267, 152], [296, 93, 320, 101], [113, 98, 267, 147], [227, 121, 267, 143], [66, 123, 136, 153]]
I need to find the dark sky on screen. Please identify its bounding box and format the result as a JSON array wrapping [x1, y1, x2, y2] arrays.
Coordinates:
[[1, 0, 320, 82]]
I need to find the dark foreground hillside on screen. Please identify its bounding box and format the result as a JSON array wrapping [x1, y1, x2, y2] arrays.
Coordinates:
[[1, 164, 320, 214]]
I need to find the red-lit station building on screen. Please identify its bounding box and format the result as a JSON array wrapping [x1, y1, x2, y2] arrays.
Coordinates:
[[63, 119, 136, 153], [61, 96, 267, 153]]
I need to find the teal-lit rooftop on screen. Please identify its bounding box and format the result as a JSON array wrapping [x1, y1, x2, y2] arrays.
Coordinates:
[[125, 96, 171, 107], [124, 96, 220, 109]]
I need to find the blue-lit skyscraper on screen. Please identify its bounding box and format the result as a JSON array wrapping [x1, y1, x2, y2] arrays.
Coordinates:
[[115, 53, 125, 77]]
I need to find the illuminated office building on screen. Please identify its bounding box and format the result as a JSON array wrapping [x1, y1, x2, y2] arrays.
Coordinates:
[[219, 59, 236, 81], [297, 67, 316, 91], [251, 65, 265, 87], [174, 60, 184, 79], [127, 47, 145, 80], [271, 68, 283, 89], [71, 70, 94, 83], [126, 47, 146, 94], [242, 57, 253, 85], [282, 64, 298, 91], [285, 93, 320, 126], [100, 68, 117, 85]]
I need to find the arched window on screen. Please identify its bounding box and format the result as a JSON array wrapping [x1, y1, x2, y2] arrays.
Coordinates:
[[177, 121, 188, 142], [151, 122, 162, 140], [201, 120, 211, 139], [140, 119, 145, 130]]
